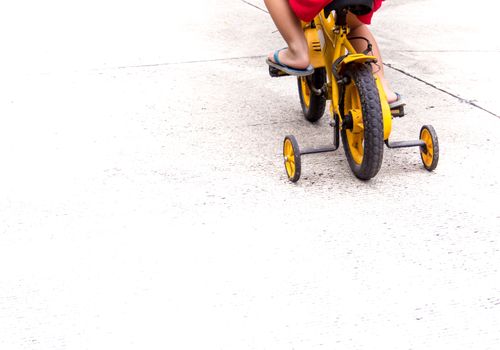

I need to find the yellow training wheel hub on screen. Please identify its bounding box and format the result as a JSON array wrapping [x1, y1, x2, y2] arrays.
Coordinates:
[[419, 125, 439, 171], [283, 135, 302, 182], [420, 128, 434, 167], [284, 139, 296, 178]]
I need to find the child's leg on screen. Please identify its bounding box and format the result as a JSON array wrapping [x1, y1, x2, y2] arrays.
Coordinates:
[[264, 0, 310, 69], [347, 13, 398, 103]]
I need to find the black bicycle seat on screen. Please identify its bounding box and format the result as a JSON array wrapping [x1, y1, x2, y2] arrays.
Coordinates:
[[324, 0, 373, 16]]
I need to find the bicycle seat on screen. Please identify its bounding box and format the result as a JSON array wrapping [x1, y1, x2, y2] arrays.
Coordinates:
[[324, 0, 373, 16]]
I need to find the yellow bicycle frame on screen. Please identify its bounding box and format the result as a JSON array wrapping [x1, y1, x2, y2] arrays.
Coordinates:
[[303, 10, 392, 140]]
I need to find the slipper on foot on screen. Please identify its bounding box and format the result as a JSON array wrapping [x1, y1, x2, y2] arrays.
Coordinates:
[[266, 48, 314, 77], [389, 92, 405, 109]]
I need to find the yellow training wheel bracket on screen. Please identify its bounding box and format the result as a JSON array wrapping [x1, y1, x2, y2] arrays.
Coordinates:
[[282, 134, 340, 182], [384, 125, 440, 172]]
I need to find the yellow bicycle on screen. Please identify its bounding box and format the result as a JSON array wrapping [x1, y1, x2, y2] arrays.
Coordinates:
[[270, 0, 439, 182]]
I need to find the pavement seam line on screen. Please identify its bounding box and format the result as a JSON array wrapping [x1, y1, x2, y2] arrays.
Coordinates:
[[118, 56, 500, 120], [240, 0, 269, 13], [385, 62, 500, 119], [117, 55, 266, 69]]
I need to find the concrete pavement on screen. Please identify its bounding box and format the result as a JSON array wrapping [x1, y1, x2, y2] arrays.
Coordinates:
[[0, 1, 499, 349]]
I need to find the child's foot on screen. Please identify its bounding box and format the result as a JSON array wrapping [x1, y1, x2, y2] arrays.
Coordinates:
[[267, 47, 310, 70], [388, 92, 405, 109], [266, 48, 313, 76], [386, 90, 399, 105]]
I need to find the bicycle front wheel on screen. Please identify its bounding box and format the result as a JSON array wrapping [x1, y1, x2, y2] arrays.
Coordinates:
[[340, 63, 384, 180]]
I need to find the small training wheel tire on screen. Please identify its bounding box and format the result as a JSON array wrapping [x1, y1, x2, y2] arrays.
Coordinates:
[[419, 125, 439, 171], [283, 135, 301, 182]]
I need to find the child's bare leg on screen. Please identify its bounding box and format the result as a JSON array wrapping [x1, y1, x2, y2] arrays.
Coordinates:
[[347, 13, 398, 103], [264, 0, 309, 69]]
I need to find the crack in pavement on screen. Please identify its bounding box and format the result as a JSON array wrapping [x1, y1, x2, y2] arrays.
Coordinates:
[[385, 63, 500, 119]]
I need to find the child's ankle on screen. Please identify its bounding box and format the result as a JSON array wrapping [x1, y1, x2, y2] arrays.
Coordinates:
[[288, 47, 310, 68]]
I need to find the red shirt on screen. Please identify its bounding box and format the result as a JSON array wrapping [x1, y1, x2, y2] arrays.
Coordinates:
[[289, 0, 383, 23]]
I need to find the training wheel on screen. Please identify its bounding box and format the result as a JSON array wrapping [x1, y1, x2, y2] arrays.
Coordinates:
[[283, 135, 301, 182], [419, 125, 439, 171]]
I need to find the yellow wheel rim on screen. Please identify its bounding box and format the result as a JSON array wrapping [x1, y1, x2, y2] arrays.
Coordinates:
[[344, 82, 364, 165], [283, 139, 296, 178], [300, 77, 311, 108], [420, 128, 434, 167]]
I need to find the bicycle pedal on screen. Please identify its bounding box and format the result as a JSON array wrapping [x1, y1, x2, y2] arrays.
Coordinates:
[[391, 106, 406, 118], [269, 66, 290, 78]]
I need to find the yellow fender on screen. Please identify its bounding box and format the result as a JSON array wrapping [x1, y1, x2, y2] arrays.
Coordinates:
[[375, 77, 393, 140], [337, 53, 377, 71]]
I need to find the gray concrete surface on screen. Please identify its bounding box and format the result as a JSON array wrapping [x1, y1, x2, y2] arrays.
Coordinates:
[[0, 0, 499, 349]]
